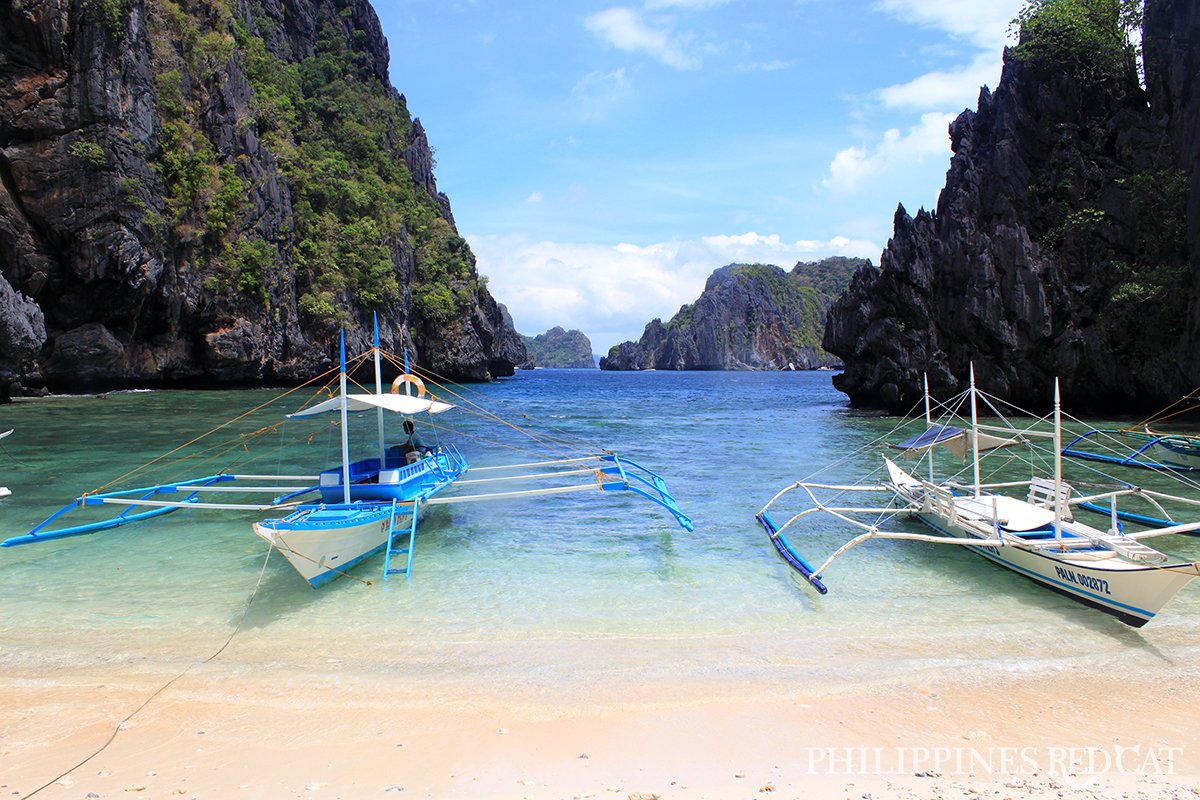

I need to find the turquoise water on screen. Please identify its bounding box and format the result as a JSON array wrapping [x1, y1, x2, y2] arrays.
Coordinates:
[[2, 370, 1199, 699]]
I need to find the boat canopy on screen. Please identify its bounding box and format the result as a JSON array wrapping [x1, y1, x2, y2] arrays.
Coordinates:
[[891, 424, 1022, 461], [288, 392, 455, 418], [893, 424, 964, 451]]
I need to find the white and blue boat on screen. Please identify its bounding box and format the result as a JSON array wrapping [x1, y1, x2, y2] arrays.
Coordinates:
[[757, 369, 1200, 627], [4, 322, 692, 587], [1063, 427, 1200, 472], [1061, 391, 1200, 472], [249, 327, 467, 587]]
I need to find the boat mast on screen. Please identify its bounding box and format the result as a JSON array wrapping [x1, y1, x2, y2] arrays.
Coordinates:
[[969, 363, 981, 498], [1054, 378, 1063, 542], [373, 313, 386, 466], [923, 374, 934, 485], [338, 330, 351, 505]]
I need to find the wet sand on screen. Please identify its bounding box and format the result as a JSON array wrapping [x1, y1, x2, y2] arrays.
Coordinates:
[[3, 663, 1198, 799]]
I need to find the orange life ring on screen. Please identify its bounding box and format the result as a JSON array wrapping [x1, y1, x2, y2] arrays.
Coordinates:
[[391, 373, 426, 398]]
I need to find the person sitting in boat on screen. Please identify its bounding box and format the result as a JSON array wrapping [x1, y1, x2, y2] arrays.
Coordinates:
[[390, 420, 433, 464]]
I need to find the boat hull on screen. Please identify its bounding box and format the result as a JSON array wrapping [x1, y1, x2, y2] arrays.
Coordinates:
[[1149, 437, 1200, 469], [253, 504, 413, 588], [908, 508, 1197, 627]]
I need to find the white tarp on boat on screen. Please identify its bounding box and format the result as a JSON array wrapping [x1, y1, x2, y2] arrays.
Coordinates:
[[288, 393, 454, 418]]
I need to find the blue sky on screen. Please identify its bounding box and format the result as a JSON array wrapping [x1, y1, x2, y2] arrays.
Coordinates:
[[376, 0, 1024, 351]]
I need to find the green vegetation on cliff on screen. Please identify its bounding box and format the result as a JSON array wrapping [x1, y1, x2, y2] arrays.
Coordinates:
[[520, 327, 595, 369], [145, 0, 472, 328], [1012, 1, 1187, 364], [1011, 0, 1142, 81], [602, 257, 864, 371]]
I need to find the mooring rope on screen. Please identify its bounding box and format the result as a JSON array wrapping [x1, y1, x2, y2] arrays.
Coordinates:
[[16, 544, 278, 800]]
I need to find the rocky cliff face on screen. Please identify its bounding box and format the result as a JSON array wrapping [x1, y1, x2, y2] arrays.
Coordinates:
[[0, 0, 523, 400], [824, 0, 1198, 414], [601, 258, 862, 371], [519, 327, 595, 369]]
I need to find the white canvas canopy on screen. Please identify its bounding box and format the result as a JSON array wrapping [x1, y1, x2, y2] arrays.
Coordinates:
[[287, 393, 455, 418]]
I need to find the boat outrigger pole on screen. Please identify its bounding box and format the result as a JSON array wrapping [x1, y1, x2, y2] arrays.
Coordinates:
[[338, 330, 351, 505], [374, 314, 387, 467], [970, 363, 981, 498]]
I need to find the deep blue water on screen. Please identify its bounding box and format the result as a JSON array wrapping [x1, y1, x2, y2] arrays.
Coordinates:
[[1, 369, 1198, 696]]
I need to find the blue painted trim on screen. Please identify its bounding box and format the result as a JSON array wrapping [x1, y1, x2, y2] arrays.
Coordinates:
[[1062, 430, 1200, 472], [306, 540, 389, 588], [912, 514, 1155, 620], [756, 510, 828, 594]]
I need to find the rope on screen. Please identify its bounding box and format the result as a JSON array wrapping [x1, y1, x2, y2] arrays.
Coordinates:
[[87, 364, 347, 496], [16, 543, 278, 800], [381, 352, 594, 460], [268, 537, 375, 586]]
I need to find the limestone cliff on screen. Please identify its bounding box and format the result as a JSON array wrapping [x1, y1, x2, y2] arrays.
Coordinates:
[[519, 327, 595, 369], [824, 0, 1198, 414], [0, 0, 524, 400], [601, 258, 862, 371]]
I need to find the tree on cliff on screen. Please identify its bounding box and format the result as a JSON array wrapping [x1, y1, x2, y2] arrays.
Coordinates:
[[822, 0, 1196, 414], [1011, 0, 1143, 80]]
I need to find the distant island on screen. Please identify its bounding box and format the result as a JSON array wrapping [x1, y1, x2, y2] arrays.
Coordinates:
[[519, 327, 596, 369], [601, 257, 864, 371]]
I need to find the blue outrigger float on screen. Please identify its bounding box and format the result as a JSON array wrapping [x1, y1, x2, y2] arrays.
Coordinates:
[[3, 320, 692, 587], [757, 372, 1200, 627], [1062, 428, 1200, 472]]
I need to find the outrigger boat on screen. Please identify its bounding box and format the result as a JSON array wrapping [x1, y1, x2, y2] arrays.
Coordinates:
[[756, 369, 1200, 627], [1062, 390, 1200, 471], [3, 321, 692, 588], [1063, 428, 1200, 471]]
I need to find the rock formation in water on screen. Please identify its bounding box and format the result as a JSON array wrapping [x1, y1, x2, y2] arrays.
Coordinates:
[[519, 327, 595, 369], [601, 257, 863, 371], [0, 0, 524, 400], [824, 0, 1199, 414]]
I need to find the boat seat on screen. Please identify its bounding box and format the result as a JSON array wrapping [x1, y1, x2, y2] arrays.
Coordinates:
[[954, 495, 1055, 531], [1026, 477, 1075, 521]]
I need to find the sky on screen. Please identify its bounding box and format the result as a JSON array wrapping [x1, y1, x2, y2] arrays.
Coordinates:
[[375, 0, 1026, 352]]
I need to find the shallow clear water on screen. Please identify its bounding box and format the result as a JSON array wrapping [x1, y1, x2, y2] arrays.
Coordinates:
[[1, 370, 1198, 698]]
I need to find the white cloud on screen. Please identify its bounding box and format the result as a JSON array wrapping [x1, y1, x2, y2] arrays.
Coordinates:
[[469, 231, 879, 348], [525, 192, 543, 203], [871, 0, 1023, 51], [569, 67, 630, 119], [876, 52, 1000, 111], [820, 1, 1019, 204], [584, 6, 704, 70], [823, 112, 955, 197]]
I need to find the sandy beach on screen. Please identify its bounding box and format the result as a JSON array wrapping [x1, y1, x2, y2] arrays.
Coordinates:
[[4, 661, 1198, 800], [3, 377, 1200, 800]]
